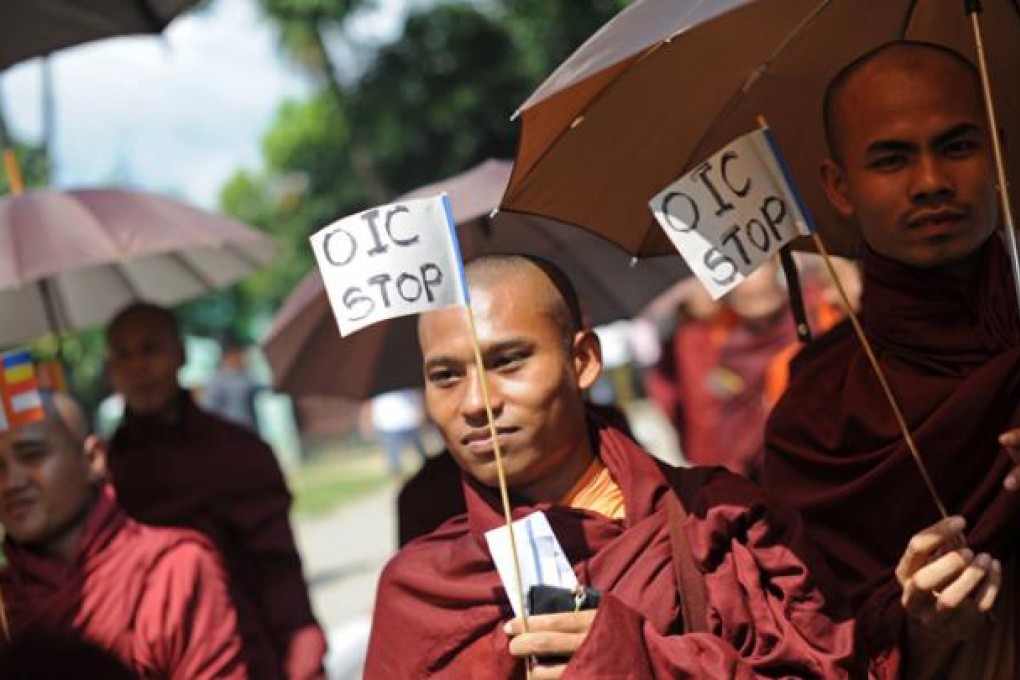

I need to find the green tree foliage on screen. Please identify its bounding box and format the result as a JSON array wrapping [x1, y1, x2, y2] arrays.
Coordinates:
[[206, 0, 630, 343], [496, 0, 629, 83], [346, 3, 532, 194]]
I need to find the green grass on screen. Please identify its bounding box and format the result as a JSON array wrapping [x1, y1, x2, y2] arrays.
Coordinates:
[[288, 443, 392, 517]]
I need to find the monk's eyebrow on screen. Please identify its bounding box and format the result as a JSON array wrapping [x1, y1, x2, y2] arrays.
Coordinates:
[[484, 338, 533, 355], [866, 123, 982, 156], [423, 338, 533, 371], [933, 122, 981, 147], [865, 139, 915, 156], [423, 355, 458, 372]]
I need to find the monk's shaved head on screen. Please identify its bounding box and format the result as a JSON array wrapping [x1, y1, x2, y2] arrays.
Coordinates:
[[463, 255, 584, 347], [106, 302, 182, 347], [823, 41, 981, 163], [41, 391, 89, 447]]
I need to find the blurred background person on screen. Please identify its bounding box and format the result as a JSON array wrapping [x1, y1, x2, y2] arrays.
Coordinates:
[[645, 260, 795, 481], [203, 332, 263, 433], [361, 388, 428, 478]]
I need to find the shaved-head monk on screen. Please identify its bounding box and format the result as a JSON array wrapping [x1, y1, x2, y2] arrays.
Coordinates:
[[765, 41, 1019, 677], [104, 303, 326, 679], [366, 255, 855, 678], [0, 390, 246, 677]]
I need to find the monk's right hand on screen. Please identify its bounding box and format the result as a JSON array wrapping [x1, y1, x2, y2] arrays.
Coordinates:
[[895, 516, 1000, 643], [505, 610, 597, 679]]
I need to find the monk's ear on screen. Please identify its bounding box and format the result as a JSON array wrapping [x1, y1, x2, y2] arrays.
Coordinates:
[[83, 435, 108, 484], [820, 158, 855, 217], [570, 329, 602, 391]]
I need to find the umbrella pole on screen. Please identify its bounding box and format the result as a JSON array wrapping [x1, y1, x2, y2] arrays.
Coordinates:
[[967, 0, 1020, 314]]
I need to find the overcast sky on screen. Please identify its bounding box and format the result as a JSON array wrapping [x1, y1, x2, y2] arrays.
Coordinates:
[[1, 0, 407, 209]]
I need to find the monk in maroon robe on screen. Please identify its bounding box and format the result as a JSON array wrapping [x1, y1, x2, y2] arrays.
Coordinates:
[[765, 42, 1015, 677], [104, 303, 326, 679], [367, 255, 855, 678], [0, 391, 247, 678], [647, 262, 798, 480]]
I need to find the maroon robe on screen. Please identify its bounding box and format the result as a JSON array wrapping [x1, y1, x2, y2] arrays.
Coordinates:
[[367, 417, 855, 678], [107, 391, 325, 679], [765, 235, 1020, 675], [1, 486, 246, 678]]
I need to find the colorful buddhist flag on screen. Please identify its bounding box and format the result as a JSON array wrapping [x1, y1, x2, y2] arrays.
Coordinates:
[[1, 349, 45, 429]]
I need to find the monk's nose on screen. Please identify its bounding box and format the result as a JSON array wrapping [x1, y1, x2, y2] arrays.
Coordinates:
[[461, 371, 502, 424], [910, 155, 955, 205]]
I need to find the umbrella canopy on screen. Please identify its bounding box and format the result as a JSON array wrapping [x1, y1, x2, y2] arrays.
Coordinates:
[[263, 159, 689, 399], [0, 0, 200, 72], [501, 0, 1020, 257], [0, 187, 277, 347]]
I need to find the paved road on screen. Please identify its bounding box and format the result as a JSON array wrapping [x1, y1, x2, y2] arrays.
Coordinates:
[[294, 481, 399, 679]]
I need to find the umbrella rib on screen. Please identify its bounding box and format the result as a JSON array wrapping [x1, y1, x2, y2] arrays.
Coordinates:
[[222, 243, 268, 272], [898, 0, 919, 37], [632, 0, 837, 256], [167, 251, 219, 291], [108, 260, 146, 301]]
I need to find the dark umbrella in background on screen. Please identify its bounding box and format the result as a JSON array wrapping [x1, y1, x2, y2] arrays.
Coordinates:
[[0, 0, 202, 189], [0, 0, 201, 72], [263, 159, 689, 399]]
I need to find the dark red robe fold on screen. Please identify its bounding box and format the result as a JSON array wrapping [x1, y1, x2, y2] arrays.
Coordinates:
[[366, 417, 855, 678], [1, 486, 247, 678], [107, 391, 325, 679], [764, 235, 1020, 674]]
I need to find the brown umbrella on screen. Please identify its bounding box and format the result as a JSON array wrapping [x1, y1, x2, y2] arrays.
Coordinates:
[[501, 0, 1020, 258], [0, 0, 200, 72], [0, 187, 277, 347], [262, 159, 688, 399]]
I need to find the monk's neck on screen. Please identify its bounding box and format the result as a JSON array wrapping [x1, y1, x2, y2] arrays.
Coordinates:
[[39, 491, 97, 563], [516, 438, 596, 505]]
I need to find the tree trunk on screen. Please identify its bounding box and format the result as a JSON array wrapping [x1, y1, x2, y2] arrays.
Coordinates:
[[309, 20, 390, 204]]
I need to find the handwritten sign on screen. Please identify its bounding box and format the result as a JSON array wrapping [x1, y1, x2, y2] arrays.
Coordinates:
[[649, 127, 813, 299], [310, 194, 468, 336]]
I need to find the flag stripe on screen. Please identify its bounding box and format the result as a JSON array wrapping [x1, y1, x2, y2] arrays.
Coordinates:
[[4, 363, 34, 384], [10, 391, 42, 414]]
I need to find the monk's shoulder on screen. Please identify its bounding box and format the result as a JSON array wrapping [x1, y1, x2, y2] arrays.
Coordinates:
[[380, 514, 476, 585], [662, 463, 769, 519], [119, 518, 223, 572], [197, 408, 272, 450]]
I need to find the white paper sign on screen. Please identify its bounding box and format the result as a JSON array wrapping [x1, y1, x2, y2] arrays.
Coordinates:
[[485, 511, 578, 619], [649, 127, 812, 299], [310, 194, 468, 335]]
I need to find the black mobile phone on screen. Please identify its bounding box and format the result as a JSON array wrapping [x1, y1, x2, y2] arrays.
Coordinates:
[[525, 584, 602, 665]]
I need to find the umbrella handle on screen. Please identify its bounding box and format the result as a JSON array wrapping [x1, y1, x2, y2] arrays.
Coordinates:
[[967, 6, 1020, 315]]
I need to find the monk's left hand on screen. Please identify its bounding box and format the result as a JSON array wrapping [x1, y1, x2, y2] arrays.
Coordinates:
[[997, 428, 1020, 491], [504, 610, 597, 679]]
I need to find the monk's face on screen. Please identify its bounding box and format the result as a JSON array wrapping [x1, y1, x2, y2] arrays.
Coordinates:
[[821, 48, 998, 269], [419, 270, 601, 502], [106, 312, 184, 415], [0, 415, 96, 549]]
